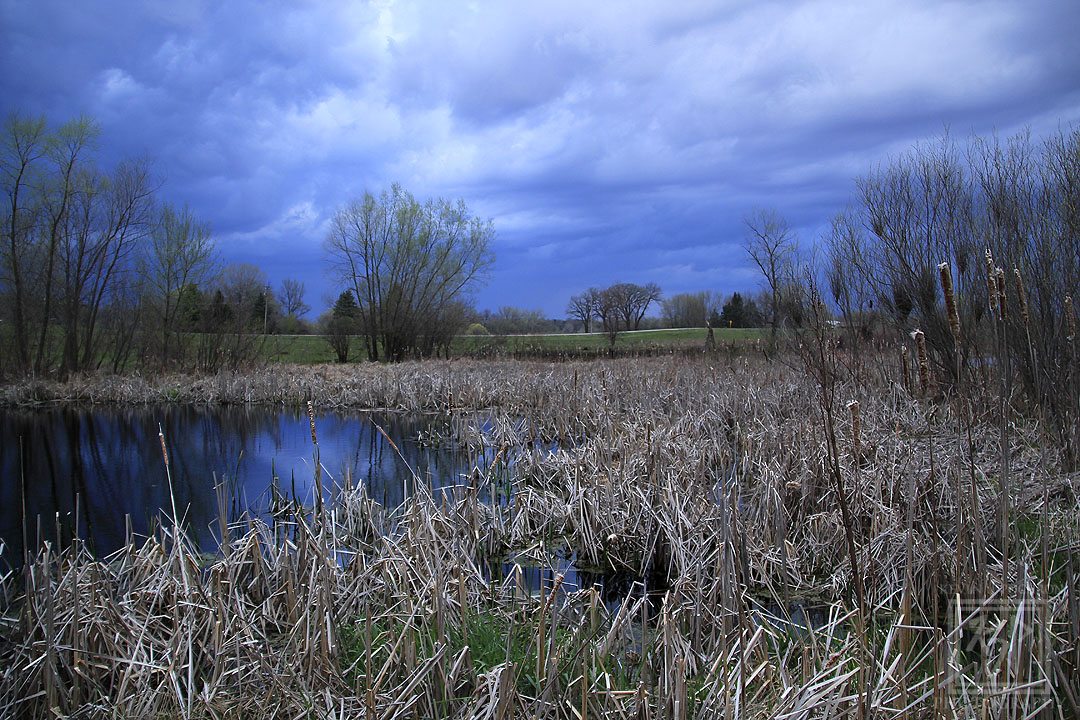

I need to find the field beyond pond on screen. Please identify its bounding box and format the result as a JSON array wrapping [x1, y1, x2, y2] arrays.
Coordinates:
[[2, 348, 1078, 718], [264, 326, 758, 364]]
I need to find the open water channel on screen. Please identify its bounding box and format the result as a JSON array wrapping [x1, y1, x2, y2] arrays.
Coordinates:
[[1, 405, 831, 633], [0, 406, 487, 564], [0, 405, 639, 607]]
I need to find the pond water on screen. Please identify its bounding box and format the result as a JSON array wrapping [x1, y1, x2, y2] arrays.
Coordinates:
[[0, 405, 654, 609], [0, 405, 487, 568], [1, 405, 830, 629]]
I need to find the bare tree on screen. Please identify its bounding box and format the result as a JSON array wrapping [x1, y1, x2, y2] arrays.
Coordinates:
[[0, 111, 49, 374], [662, 291, 722, 328], [146, 203, 215, 367], [856, 132, 978, 377], [58, 158, 155, 375], [836, 126, 1080, 464], [607, 282, 662, 331], [278, 278, 309, 319], [597, 286, 623, 348], [743, 208, 797, 335], [31, 116, 101, 374], [823, 207, 875, 343], [566, 287, 600, 333]]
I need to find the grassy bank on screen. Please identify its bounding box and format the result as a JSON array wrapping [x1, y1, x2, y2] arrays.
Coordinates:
[[2, 347, 1078, 717], [257, 327, 759, 364]]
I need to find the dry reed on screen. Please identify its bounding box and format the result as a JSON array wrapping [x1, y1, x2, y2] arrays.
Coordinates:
[[2, 349, 1077, 718]]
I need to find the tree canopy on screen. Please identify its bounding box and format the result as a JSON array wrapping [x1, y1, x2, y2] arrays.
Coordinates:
[[324, 185, 495, 361]]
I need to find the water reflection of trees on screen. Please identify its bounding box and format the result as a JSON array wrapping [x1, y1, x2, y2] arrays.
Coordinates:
[[0, 407, 479, 568]]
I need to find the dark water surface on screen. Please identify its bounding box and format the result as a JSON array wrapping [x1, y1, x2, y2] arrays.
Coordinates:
[[1, 405, 481, 568], [0, 406, 823, 626]]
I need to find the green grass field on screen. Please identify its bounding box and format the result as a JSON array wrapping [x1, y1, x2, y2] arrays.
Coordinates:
[[453, 327, 759, 354], [259, 327, 761, 364]]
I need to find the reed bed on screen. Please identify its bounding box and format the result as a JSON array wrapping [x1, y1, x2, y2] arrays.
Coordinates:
[[2, 346, 1079, 718]]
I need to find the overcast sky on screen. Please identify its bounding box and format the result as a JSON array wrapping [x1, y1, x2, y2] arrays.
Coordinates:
[[4, 0, 1079, 317]]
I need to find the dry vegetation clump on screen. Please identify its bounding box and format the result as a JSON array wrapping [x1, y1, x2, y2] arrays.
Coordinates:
[[2, 345, 1079, 718]]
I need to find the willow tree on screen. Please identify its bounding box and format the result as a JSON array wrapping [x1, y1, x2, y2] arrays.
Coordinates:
[[324, 184, 495, 361]]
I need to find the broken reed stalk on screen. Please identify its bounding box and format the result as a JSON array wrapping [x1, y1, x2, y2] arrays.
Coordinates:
[[848, 400, 861, 462], [807, 292, 870, 720], [1068, 296, 1079, 469], [1067, 296, 1076, 346]]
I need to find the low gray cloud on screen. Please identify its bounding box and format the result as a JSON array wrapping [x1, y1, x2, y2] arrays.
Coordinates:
[[3, 0, 1079, 316]]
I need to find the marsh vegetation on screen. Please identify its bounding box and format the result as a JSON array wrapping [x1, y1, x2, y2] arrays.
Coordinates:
[[2, 331, 1078, 717]]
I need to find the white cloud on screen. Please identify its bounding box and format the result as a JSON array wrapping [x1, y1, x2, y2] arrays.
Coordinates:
[[98, 68, 140, 101]]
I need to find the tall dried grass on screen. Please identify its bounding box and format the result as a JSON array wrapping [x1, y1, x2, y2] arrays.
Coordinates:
[[2, 346, 1078, 718]]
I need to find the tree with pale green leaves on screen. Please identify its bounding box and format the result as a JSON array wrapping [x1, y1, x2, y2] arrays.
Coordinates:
[[324, 184, 494, 361]]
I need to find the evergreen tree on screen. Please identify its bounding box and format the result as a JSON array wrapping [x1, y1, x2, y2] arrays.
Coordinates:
[[720, 292, 747, 328]]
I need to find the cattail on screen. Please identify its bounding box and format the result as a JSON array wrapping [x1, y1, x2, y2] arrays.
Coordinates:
[[901, 346, 911, 394], [938, 262, 960, 345], [985, 249, 997, 316], [848, 400, 861, 459], [996, 267, 1008, 322], [1067, 296, 1076, 343], [158, 423, 169, 466], [1012, 268, 1029, 328], [912, 329, 930, 396], [307, 400, 318, 445]]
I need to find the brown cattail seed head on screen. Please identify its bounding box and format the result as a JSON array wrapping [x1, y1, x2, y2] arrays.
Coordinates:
[[158, 424, 169, 467], [1067, 296, 1076, 342], [996, 267, 1008, 322], [939, 262, 960, 344], [912, 329, 930, 396], [985, 249, 997, 315], [307, 400, 318, 445], [1013, 268, 1029, 327]]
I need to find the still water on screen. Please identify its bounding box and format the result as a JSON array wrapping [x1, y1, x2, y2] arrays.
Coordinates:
[[0, 405, 481, 568], [1, 406, 819, 622]]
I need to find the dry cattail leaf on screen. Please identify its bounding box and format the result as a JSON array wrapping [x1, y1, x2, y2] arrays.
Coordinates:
[[307, 399, 318, 445], [985, 249, 997, 316], [847, 400, 861, 459], [2, 356, 1074, 718]]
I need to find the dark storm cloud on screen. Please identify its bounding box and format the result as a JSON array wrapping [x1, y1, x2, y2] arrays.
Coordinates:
[[3, 0, 1079, 316]]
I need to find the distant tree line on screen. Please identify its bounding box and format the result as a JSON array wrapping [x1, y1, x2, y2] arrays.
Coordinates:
[[563, 285, 764, 337], [565, 283, 663, 345], [471, 307, 561, 336]]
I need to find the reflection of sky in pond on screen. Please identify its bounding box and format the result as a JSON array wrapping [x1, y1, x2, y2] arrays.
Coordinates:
[[0, 406, 488, 567]]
